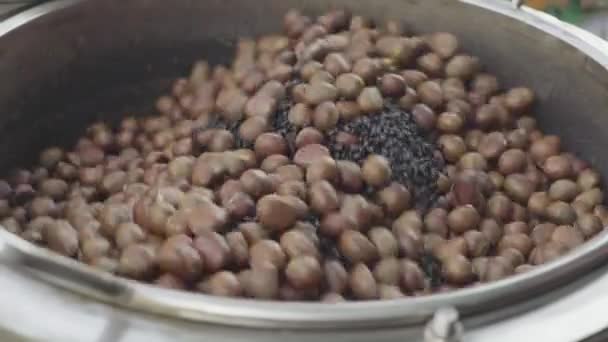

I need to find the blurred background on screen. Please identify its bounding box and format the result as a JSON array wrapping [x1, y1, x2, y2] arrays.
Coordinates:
[[1, 1, 608, 38], [526, 0, 608, 38]]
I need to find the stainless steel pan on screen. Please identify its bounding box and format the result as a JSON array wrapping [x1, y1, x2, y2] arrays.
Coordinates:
[[1, 0, 608, 341]]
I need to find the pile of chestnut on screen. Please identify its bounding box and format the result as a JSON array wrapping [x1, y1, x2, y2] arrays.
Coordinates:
[[0, 8, 605, 302]]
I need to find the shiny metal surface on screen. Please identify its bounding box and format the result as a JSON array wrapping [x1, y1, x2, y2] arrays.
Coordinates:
[[4, 225, 608, 329], [0, 1, 37, 20], [3, 239, 608, 342], [1, 0, 608, 340], [424, 307, 463, 342]]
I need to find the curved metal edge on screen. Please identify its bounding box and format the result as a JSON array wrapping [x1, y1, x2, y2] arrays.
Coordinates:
[[0, 0, 78, 36], [4, 226, 608, 329], [1, 0, 608, 330], [465, 0, 608, 69], [0, 2, 36, 22]]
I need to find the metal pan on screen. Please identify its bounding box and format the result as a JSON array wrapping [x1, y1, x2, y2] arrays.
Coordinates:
[[1, 0, 608, 340]]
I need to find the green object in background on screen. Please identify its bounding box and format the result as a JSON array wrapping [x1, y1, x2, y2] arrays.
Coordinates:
[[546, 0, 585, 24]]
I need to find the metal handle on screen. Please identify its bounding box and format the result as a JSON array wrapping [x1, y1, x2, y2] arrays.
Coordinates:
[[424, 307, 464, 342]]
